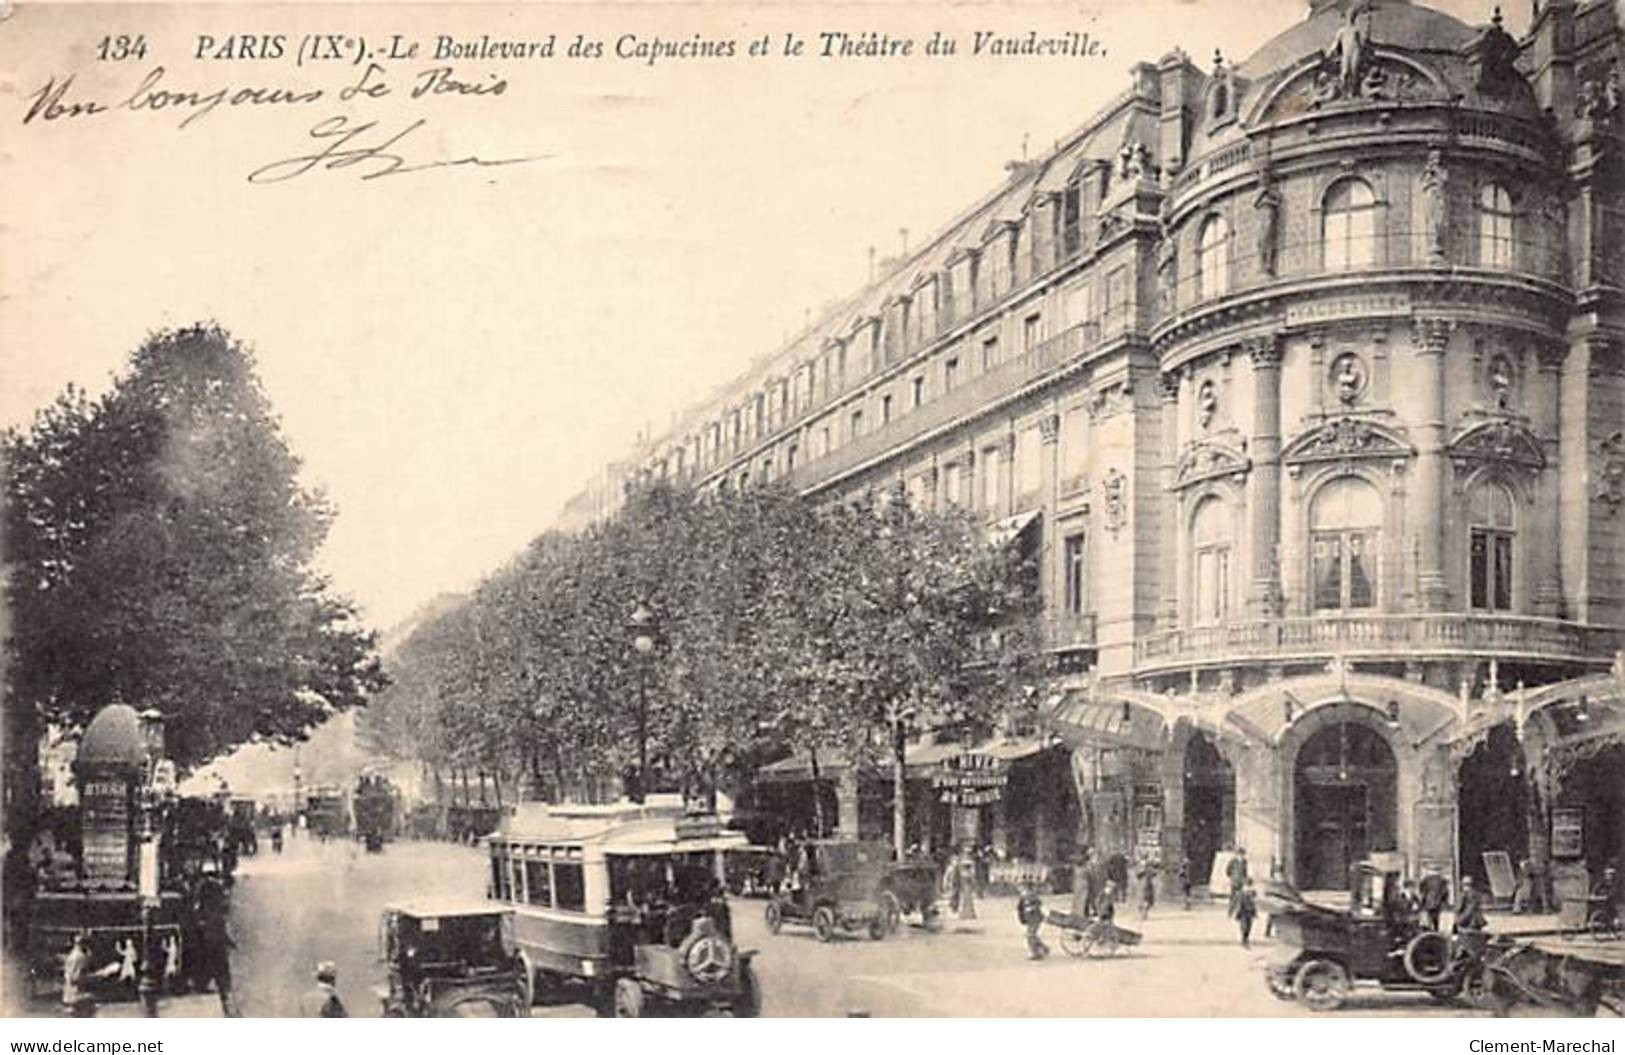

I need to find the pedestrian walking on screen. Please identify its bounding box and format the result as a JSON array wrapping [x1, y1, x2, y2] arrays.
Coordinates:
[[1176, 856, 1191, 910], [1225, 847, 1249, 918], [1136, 859, 1158, 920], [192, 878, 240, 1017], [1017, 883, 1049, 960], [1069, 847, 1094, 919], [61, 933, 97, 1018], [954, 847, 979, 921], [1235, 879, 1258, 948], [299, 962, 348, 1017], [1418, 867, 1450, 931], [1453, 876, 1488, 933]]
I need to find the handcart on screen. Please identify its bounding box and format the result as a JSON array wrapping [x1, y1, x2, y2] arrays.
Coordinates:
[[1044, 910, 1141, 958]]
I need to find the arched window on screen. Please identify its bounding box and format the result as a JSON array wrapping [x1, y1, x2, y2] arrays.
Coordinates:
[[1478, 183, 1515, 269], [1197, 216, 1231, 299], [1469, 482, 1515, 611], [1323, 178, 1378, 271], [1191, 496, 1232, 625], [1310, 477, 1382, 610]]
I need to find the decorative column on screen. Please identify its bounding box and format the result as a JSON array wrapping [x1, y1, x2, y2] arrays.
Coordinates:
[[1247, 335, 1286, 616], [1040, 413, 1062, 619], [1533, 342, 1567, 616], [1411, 317, 1452, 609], [1158, 372, 1181, 629]]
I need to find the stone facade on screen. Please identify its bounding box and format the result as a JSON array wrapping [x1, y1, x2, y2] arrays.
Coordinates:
[[568, 0, 1625, 893]]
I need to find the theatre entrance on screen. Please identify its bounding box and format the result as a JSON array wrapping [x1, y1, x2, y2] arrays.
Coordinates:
[[1294, 720, 1398, 891]]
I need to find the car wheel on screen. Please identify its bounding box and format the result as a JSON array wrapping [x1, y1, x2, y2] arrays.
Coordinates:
[[1402, 932, 1455, 986], [733, 961, 762, 1018], [1059, 930, 1089, 958], [764, 901, 783, 935], [813, 906, 837, 943], [880, 892, 903, 936], [1265, 968, 1297, 1001], [1293, 959, 1350, 1012], [613, 977, 646, 1019], [921, 906, 942, 933], [867, 917, 886, 941]]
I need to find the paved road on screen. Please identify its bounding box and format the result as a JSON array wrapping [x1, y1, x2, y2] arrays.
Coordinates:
[[7, 837, 1499, 1018]]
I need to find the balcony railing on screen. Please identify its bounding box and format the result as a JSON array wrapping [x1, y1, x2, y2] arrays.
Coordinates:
[[1134, 613, 1624, 668], [784, 322, 1099, 492], [1044, 612, 1099, 652], [1154, 228, 1567, 339]]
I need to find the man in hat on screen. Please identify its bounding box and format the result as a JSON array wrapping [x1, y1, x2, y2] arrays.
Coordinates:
[[1453, 876, 1488, 933], [299, 962, 348, 1017], [1418, 866, 1450, 931], [1225, 847, 1249, 919]]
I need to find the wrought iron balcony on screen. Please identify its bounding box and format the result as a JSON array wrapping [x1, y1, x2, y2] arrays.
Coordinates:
[[784, 322, 1098, 492], [1152, 228, 1568, 346], [1044, 612, 1098, 652], [1133, 613, 1624, 670]]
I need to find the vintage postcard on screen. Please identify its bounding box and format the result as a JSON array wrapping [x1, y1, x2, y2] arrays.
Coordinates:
[[3, 0, 1623, 1023]]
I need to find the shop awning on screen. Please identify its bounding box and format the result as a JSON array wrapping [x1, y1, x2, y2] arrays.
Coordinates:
[[755, 750, 850, 784], [1044, 690, 1168, 751], [987, 509, 1041, 547]]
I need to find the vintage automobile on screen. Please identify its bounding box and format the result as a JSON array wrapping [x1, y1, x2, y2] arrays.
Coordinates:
[[376, 899, 529, 1017], [488, 802, 761, 1018], [1264, 863, 1492, 1011], [765, 839, 915, 941]]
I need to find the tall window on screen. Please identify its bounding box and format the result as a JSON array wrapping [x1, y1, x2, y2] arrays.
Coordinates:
[[881, 394, 893, 425], [982, 336, 1000, 372], [980, 448, 1001, 512], [912, 376, 925, 408], [944, 357, 960, 393], [1191, 497, 1232, 624], [786, 443, 799, 472], [1478, 183, 1515, 269], [1024, 314, 1042, 353], [1469, 482, 1515, 611], [1064, 533, 1087, 615], [1197, 215, 1231, 298], [849, 409, 863, 441], [943, 463, 962, 507], [1323, 178, 1377, 271], [1311, 477, 1382, 611]]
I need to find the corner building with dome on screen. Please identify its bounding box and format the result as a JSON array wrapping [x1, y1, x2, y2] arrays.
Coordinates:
[[570, 0, 1625, 902]]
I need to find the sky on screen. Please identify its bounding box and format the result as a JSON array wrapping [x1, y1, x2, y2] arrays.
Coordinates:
[[2, 0, 1529, 635]]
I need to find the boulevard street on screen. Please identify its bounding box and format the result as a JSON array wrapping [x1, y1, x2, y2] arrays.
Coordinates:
[[102, 836, 1492, 1018]]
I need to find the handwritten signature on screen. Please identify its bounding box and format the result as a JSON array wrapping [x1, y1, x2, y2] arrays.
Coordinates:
[[247, 115, 553, 184]]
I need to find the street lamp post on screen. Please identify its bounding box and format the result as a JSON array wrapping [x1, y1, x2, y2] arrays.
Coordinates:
[[629, 602, 657, 805], [136, 709, 165, 1018]]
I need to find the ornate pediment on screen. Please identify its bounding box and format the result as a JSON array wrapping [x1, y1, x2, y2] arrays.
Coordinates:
[[1254, 49, 1450, 124], [1448, 418, 1545, 471], [1176, 438, 1251, 489], [1283, 416, 1414, 465]]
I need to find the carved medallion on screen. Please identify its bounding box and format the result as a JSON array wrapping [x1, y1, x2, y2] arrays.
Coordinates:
[[1329, 352, 1368, 406]]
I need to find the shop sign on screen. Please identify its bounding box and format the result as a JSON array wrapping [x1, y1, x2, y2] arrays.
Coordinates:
[[934, 753, 1008, 806]]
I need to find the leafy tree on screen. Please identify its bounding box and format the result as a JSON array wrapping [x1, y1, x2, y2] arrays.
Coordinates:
[[3, 324, 386, 817]]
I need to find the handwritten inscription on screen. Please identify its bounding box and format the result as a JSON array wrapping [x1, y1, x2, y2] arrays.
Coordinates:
[[246, 116, 552, 184], [21, 62, 545, 185]]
